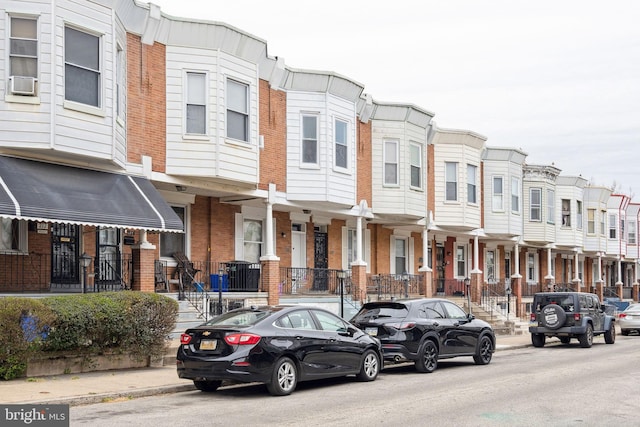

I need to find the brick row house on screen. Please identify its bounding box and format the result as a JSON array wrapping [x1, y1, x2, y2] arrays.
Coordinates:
[[1, 1, 638, 318]]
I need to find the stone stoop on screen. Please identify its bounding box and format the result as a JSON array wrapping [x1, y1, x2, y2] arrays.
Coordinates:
[[448, 296, 526, 335], [164, 293, 207, 341]]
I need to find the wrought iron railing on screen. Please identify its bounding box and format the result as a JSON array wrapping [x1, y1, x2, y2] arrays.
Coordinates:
[[366, 273, 421, 300], [279, 267, 351, 295]]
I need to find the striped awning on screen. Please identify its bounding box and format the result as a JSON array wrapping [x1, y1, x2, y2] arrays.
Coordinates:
[[0, 156, 183, 232]]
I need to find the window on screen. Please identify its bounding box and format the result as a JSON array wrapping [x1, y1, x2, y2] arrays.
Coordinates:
[[576, 201, 583, 230], [243, 219, 263, 263], [394, 238, 407, 274], [186, 72, 206, 134], [226, 79, 249, 142], [302, 115, 318, 164], [335, 119, 348, 169], [609, 214, 617, 239], [511, 177, 521, 213], [445, 162, 458, 201], [526, 252, 538, 283], [530, 188, 541, 221], [161, 207, 185, 258], [467, 164, 477, 204], [384, 140, 398, 185], [115, 45, 125, 119], [486, 250, 496, 282], [546, 190, 555, 224], [492, 177, 503, 211], [561, 199, 571, 227], [65, 26, 100, 107], [347, 228, 358, 265], [601, 210, 606, 235], [410, 143, 422, 188], [587, 209, 596, 234], [456, 246, 466, 278], [0, 219, 27, 252], [10, 17, 37, 78], [629, 221, 637, 245]]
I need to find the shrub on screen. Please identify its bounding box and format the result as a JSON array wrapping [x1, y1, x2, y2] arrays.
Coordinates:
[[0, 298, 55, 380]]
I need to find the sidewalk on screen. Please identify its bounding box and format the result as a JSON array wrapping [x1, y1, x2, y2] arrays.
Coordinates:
[[0, 334, 532, 406]]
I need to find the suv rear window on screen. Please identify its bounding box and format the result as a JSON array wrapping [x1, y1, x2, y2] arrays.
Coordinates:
[[351, 303, 409, 322], [535, 295, 576, 313]]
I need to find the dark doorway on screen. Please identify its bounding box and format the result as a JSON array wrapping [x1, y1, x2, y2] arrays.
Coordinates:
[[436, 245, 445, 294], [96, 227, 122, 290], [313, 230, 328, 291], [51, 224, 79, 285]]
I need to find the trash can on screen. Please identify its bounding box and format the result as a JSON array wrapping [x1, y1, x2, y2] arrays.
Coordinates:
[[210, 274, 228, 292], [225, 261, 260, 291]]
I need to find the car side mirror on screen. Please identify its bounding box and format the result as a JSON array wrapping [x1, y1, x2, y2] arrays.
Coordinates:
[[338, 327, 356, 337], [466, 313, 475, 322]]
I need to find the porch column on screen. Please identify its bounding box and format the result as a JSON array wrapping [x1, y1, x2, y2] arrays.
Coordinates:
[[264, 184, 276, 258], [419, 227, 433, 297], [512, 240, 523, 318], [544, 247, 554, 285], [471, 231, 482, 304], [616, 257, 623, 286], [261, 259, 280, 305], [573, 249, 581, 290], [351, 264, 367, 304], [132, 237, 156, 293]]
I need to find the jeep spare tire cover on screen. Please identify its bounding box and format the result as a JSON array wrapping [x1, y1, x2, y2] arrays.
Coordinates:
[[541, 304, 566, 330]]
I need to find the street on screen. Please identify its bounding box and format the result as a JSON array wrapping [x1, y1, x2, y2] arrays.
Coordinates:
[[71, 335, 640, 427]]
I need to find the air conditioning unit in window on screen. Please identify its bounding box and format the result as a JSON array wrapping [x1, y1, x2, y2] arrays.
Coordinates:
[[9, 76, 37, 96]]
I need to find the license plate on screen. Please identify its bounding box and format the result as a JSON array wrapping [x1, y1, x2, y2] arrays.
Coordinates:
[[365, 327, 378, 336], [200, 339, 217, 350]]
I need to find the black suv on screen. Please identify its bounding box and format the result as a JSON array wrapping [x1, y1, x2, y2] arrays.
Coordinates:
[[529, 292, 616, 348]]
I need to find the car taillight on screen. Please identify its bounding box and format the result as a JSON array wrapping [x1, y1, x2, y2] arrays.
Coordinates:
[[180, 333, 192, 345], [530, 313, 537, 322], [224, 333, 262, 345], [387, 322, 416, 331], [619, 313, 627, 319], [574, 313, 581, 321]]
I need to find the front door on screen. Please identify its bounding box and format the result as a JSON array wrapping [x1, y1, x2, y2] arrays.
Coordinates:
[[51, 224, 79, 285], [313, 231, 328, 291], [96, 227, 122, 290], [436, 246, 445, 294]]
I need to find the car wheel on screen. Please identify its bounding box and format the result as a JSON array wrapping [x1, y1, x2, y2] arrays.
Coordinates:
[[604, 323, 616, 344], [193, 380, 222, 392], [531, 333, 545, 348], [578, 324, 594, 348], [415, 340, 438, 373], [356, 349, 380, 382], [559, 337, 571, 344], [473, 335, 493, 365], [266, 357, 297, 396], [540, 304, 566, 330], [621, 329, 630, 336]]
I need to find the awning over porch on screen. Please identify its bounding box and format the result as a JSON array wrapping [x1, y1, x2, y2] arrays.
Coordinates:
[[0, 156, 183, 232]]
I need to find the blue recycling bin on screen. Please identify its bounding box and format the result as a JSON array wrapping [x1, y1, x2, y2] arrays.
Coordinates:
[[210, 274, 229, 292]]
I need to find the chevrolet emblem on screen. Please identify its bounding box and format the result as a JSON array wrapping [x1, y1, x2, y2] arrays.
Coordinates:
[[202, 331, 211, 336]]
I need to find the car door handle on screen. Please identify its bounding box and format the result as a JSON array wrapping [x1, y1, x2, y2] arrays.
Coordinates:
[[453, 322, 460, 327], [433, 322, 439, 327]]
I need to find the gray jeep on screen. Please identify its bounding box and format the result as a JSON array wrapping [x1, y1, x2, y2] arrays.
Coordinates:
[[529, 292, 616, 348]]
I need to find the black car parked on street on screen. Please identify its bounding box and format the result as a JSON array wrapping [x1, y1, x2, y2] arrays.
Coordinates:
[[350, 298, 495, 373], [177, 305, 382, 396]]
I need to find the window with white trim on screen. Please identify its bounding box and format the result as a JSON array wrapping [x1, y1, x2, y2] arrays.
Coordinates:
[[116, 44, 125, 119], [629, 220, 636, 245], [65, 26, 101, 107], [467, 164, 477, 204], [547, 189, 555, 224], [492, 176, 503, 211], [226, 79, 249, 142], [576, 200, 583, 230], [0, 219, 27, 252], [561, 199, 571, 227], [161, 206, 186, 258], [445, 162, 458, 201], [394, 238, 407, 274], [335, 119, 348, 169], [486, 250, 496, 282], [384, 140, 399, 185], [243, 219, 263, 263], [587, 208, 596, 234], [609, 214, 617, 239], [10, 17, 38, 78], [526, 252, 538, 283], [186, 72, 206, 134], [511, 177, 521, 214], [530, 188, 541, 221], [302, 115, 318, 164], [600, 210, 606, 235], [347, 229, 358, 265], [410, 143, 422, 188], [456, 246, 466, 278]]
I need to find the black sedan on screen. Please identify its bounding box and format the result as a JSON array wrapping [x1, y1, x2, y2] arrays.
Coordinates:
[[350, 298, 495, 373], [177, 305, 382, 396]]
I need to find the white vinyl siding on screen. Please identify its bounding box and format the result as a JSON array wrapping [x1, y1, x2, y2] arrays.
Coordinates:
[[186, 72, 206, 135]]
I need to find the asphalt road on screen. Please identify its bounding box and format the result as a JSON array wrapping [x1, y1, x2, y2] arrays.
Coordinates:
[[71, 335, 640, 427]]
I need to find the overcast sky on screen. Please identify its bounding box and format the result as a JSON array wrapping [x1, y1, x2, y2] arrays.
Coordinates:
[[150, 0, 640, 197]]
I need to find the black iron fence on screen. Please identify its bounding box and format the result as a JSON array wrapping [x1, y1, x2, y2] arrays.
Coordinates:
[[279, 267, 351, 295], [366, 274, 421, 300]]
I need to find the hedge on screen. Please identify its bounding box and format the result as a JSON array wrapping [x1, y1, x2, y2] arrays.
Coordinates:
[[0, 292, 178, 380]]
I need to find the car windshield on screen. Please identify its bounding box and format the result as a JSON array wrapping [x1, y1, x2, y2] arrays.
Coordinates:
[[351, 304, 409, 322], [204, 309, 271, 327]]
